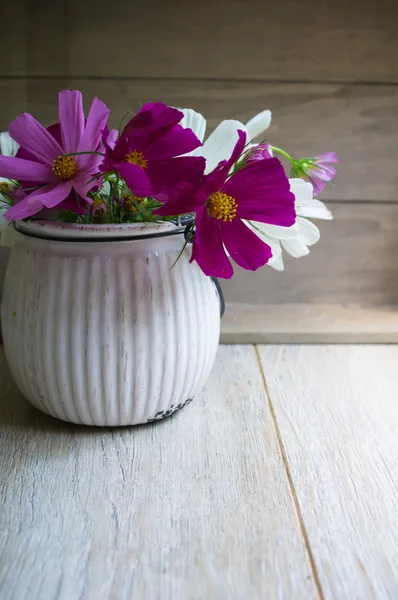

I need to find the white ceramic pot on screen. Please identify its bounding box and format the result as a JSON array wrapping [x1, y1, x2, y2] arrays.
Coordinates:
[[0, 248, 9, 318], [1, 221, 221, 426], [0, 225, 23, 340]]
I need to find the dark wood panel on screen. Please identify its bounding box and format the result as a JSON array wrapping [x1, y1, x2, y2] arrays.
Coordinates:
[[68, 0, 398, 82], [1, 78, 397, 202], [3, 0, 397, 82], [221, 203, 398, 307], [0, 80, 27, 134], [2, 2, 26, 76]]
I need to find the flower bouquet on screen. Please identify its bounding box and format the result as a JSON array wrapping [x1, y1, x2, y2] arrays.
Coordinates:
[[0, 90, 337, 426]]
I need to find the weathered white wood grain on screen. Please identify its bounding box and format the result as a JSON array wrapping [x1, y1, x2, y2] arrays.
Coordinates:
[[0, 346, 318, 600], [258, 345, 398, 600]]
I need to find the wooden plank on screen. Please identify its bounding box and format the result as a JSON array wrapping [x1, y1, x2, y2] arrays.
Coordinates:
[[258, 345, 398, 599], [221, 203, 398, 307], [2, 1, 26, 76], [0, 80, 27, 127], [25, 1, 70, 79], [5, 0, 397, 82], [0, 346, 318, 600], [221, 303, 398, 343], [1, 78, 397, 201]]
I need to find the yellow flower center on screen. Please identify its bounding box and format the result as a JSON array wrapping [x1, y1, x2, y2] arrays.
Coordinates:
[[124, 150, 148, 169], [123, 195, 145, 212], [206, 191, 238, 222], [0, 181, 10, 193], [52, 155, 78, 180], [91, 197, 105, 210]]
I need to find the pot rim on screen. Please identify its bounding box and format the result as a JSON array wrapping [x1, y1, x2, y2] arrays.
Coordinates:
[[14, 220, 186, 242]]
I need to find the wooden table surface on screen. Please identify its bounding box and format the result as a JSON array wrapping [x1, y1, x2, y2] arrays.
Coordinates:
[[1, 344, 398, 600]]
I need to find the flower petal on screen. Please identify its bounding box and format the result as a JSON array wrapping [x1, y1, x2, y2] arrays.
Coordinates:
[[46, 123, 63, 146], [59, 90, 85, 153], [179, 109, 207, 142], [290, 179, 332, 219], [316, 152, 339, 164], [122, 102, 183, 153], [146, 156, 205, 196], [116, 162, 153, 197], [296, 217, 321, 246], [0, 132, 19, 157], [246, 143, 273, 163], [248, 225, 284, 271], [289, 178, 313, 205], [224, 158, 296, 227], [309, 177, 326, 195], [72, 174, 95, 204], [268, 251, 285, 271], [154, 182, 202, 216], [220, 218, 272, 271], [245, 109, 272, 141], [4, 192, 45, 220], [76, 153, 104, 174], [57, 193, 88, 214], [4, 182, 71, 218], [138, 102, 183, 128], [144, 124, 203, 160], [106, 128, 118, 150], [311, 165, 337, 182], [39, 181, 73, 208], [77, 96, 110, 168], [15, 145, 37, 163], [0, 155, 55, 183], [201, 120, 248, 174], [190, 207, 233, 279], [9, 113, 63, 164], [296, 198, 333, 220], [281, 237, 310, 258], [253, 221, 299, 240]]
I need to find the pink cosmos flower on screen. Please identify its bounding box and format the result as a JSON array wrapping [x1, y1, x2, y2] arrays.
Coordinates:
[[246, 143, 273, 164], [0, 90, 110, 220], [293, 152, 339, 195], [103, 102, 205, 199], [156, 131, 296, 279]]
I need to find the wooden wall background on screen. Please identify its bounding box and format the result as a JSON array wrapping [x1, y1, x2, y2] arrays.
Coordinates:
[[2, 0, 398, 315]]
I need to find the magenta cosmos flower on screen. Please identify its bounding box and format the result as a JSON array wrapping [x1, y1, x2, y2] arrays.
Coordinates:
[[0, 90, 110, 220], [103, 102, 205, 199], [293, 152, 339, 195], [156, 131, 296, 279]]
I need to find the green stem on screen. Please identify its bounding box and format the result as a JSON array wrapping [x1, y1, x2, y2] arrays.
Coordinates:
[[269, 146, 295, 162], [118, 110, 134, 136], [170, 237, 190, 270], [85, 171, 112, 187], [64, 151, 105, 157], [0, 193, 14, 206]]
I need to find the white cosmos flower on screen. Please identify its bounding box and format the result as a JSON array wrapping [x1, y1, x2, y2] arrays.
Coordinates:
[[180, 108, 272, 173], [179, 109, 331, 271], [248, 178, 333, 271], [0, 132, 19, 246]]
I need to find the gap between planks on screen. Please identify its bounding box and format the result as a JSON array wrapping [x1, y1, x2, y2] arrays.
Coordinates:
[[254, 346, 326, 600], [3, 75, 398, 87]]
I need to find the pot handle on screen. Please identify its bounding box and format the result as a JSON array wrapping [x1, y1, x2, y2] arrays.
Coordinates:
[[211, 277, 225, 317]]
